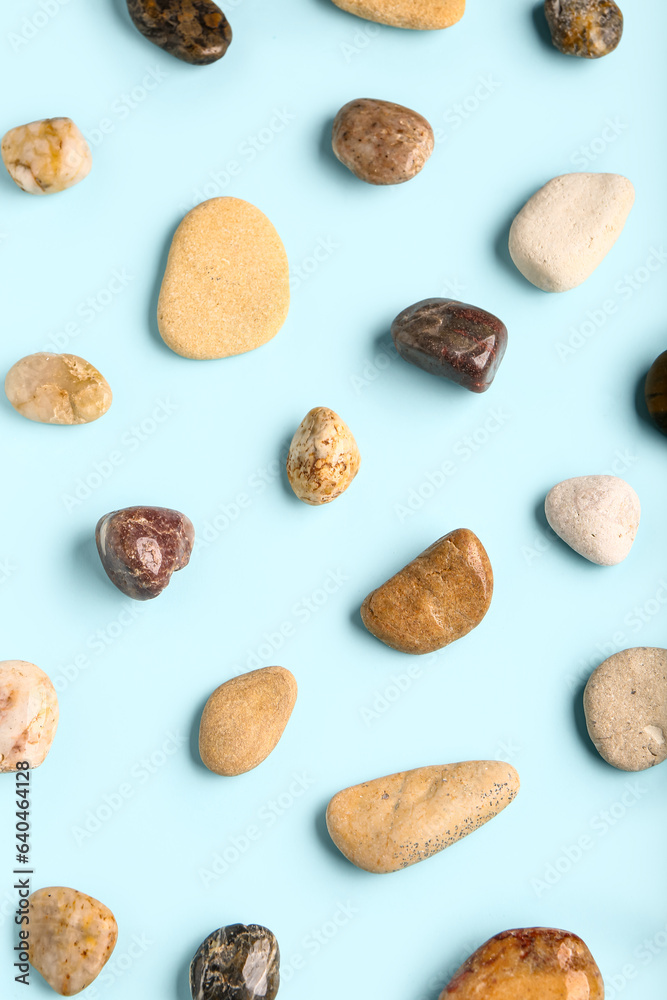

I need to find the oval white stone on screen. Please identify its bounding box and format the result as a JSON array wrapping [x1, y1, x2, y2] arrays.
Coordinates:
[[545, 475, 640, 565]]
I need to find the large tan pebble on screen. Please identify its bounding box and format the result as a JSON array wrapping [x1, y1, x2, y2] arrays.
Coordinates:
[[286, 406, 360, 505], [199, 666, 297, 776], [157, 197, 290, 360], [0, 660, 59, 771], [326, 761, 519, 873], [509, 172, 634, 291], [545, 474, 640, 565], [1, 118, 92, 195], [29, 886, 117, 995], [331, 0, 465, 29], [5, 353, 112, 425]]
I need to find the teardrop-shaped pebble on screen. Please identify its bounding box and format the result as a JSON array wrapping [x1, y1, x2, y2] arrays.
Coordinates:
[[509, 172, 634, 291], [0, 660, 59, 771], [158, 198, 289, 359], [326, 761, 519, 873], [1, 118, 92, 195], [126, 0, 232, 65], [190, 924, 280, 1000], [29, 886, 117, 996], [441, 927, 604, 998], [199, 666, 297, 776], [5, 353, 112, 425], [360, 529, 493, 654], [286, 407, 360, 505], [545, 475, 640, 565]]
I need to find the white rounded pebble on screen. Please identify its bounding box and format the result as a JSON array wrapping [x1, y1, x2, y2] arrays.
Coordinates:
[[545, 475, 640, 565]]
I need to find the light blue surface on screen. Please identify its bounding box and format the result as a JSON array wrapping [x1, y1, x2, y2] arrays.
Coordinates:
[[1, 1, 666, 997]]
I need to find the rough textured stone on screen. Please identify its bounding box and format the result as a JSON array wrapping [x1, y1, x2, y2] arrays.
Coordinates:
[[0, 660, 59, 771], [331, 0, 464, 30], [199, 666, 297, 776], [360, 529, 493, 654], [545, 475, 640, 565], [584, 647, 667, 771], [441, 927, 604, 998], [545, 0, 623, 58], [509, 173, 634, 291], [286, 407, 360, 505], [96, 506, 194, 600], [1, 118, 92, 195], [126, 0, 232, 64], [332, 99, 433, 185], [5, 353, 112, 425], [645, 350, 667, 435], [190, 924, 279, 1000], [158, 198, 289, 360], [326, 761, 519, 874], [391, 298, 507, 392], [29, 887, 117, 996]]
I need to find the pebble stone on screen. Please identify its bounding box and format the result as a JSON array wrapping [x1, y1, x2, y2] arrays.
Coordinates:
[[584, 647, 667, 771], [126, 0, 232, 64], [28, 887, 117, 996], [508, 172, 634, 291], [330, 0, 465, 30], [545, 475, 640, 565], [545, 0, 623, 58], [5, 353, 112, 425], [360, 529, 493, 654], [441, 927, 604, 998], [645, 349, 667, 434], [391, 298, 508, 392], [332, 98, 434, 185], [190, 925, 280, 1000], [326, 761, 519, 874], [286, 406, 360, 505], [199, 666, 297, 776], [96, 506, 195, 600], [158, 197, 289, 360], [0, 660, 59, 771], [1, 118, 92, 195]]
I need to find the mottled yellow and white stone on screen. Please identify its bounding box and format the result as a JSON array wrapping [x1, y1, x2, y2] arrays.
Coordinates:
[[286, 406, 360, 505], [5, 353, 112, 425], [0, 660, 59, 771], [29, 887, 117, 996], [1, 118, 92, 195]]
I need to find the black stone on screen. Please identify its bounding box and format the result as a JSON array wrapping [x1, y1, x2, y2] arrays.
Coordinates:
[[127, 0, 232, 65], [190, 925, 280, 1000]]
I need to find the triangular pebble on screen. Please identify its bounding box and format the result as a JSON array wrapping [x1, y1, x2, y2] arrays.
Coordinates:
[[545, 475, 640, 565]]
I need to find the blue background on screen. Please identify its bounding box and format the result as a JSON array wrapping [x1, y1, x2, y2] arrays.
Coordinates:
[[1, 0, 666, 997]]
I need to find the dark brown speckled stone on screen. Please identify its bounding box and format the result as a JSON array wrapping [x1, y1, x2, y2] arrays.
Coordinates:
[[544, 0, 623, 58], [645, 350, 667, 435], [96, 506, 194, 601], [190, 925, 280, 1000], [126, 0, 232, 65]]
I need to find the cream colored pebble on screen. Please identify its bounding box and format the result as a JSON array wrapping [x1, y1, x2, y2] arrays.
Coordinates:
[[1, 117, 92, 195], [5, 353, 112, 425], [545, 474, 640, 565], [286, 406, 360, 505]]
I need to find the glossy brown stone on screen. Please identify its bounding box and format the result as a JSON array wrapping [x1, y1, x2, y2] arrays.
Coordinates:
[[126, 0, 232, 65], [441, 927, 604, 998], [190, 924, 279, 1000], [360, 528, 493, 654], [96, 506, 194, 601], [391, 298, 507, 392], [544, 0, 623, 58], [332, 99, 434, 185], [645, 350, 667, 435]]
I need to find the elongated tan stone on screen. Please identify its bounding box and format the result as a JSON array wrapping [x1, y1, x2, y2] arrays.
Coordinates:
[[331, 0, 465, 29], [29, 887, 117, 996], [326, 761, 519, 873], [5, 353, 112, 425], [0, 660, 59, 771], [199, 666, 297, 775], [1, 118, 92, 195], [157, 197, 289, 360]]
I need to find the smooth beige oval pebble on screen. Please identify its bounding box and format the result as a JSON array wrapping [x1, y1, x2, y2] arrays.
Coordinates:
[[545, 474, 640, 565], [286, 406, 360, 505], [5, 353, 112, 425], [331, 0, 465, 29], [326, 761, 519, 873], [0, 660, 59, 771], [199, 666, 297, 776], [157, 197, 290, 360], [1, 117, 92, 195], [29, 886, 117, 996]]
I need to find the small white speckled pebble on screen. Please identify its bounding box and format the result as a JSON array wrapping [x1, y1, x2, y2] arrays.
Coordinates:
[[1, 118, 92, 195], [286, 406, 360, 505], [545, 475, 640, 565]]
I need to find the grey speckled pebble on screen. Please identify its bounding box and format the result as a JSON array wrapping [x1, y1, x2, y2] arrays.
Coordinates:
[[584, 648, 667, 771]]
